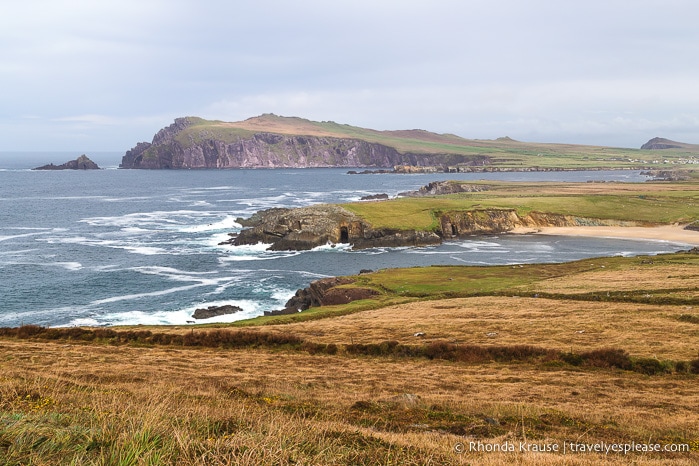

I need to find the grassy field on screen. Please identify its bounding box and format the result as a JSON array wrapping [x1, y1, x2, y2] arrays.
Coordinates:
[[173, 114, 699, 170], [2, 252, 699, 464], [343, 180, 699, 230]]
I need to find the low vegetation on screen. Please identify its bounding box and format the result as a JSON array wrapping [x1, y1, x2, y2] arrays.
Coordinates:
[[2, 249, 699, 464]]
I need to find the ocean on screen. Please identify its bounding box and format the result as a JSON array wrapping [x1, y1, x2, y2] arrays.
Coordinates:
[[0, 157, 690, 327]]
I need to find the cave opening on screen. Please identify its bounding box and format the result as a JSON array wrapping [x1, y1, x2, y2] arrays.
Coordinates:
[[340, 226, 349, 243]]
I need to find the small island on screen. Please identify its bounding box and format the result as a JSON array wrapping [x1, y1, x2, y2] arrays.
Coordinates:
[[33, 154, 100, 170]]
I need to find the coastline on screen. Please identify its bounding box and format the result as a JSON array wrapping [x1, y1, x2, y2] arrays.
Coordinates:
[[512, 224, 699, 246]]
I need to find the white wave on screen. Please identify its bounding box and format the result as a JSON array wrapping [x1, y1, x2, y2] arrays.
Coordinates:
[[120, 227, 156, 234], [131, 266, 219, 281], [207, 232, 234, 247], [67, 318, 101, 327], [120, 245, 168, 255], [50, 261, 83, 271], [101, 196, 154, 202], [180, 215, 241, 233], [311, 242, 353, 252], [101, 299, 265, 326], [217, 242, 305, 262], [0, 248, 38, 256], [39, 234, 171, 255], [455, 240, 503, 248], [271, 288, 296, 301], [82, 210, 223, 228], [353, 247, 392, 255], [0, 231, 52, 242], [90, 284, 207, 305]]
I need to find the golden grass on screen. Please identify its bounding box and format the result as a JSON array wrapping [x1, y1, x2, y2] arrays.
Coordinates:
[[2, 252, 699, 463], [256, 296, 699, 360], [1, 339, 698, 465]]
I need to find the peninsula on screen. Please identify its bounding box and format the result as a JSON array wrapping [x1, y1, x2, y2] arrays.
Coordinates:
[[226, 179, 699, 251], [119, 114, 699, 170]]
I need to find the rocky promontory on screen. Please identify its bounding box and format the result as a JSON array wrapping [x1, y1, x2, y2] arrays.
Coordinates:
[[223, 181, 642, 252], [227, 204, 442, 251], [119, 116, 491, 169], [33, 155, 100, 170]]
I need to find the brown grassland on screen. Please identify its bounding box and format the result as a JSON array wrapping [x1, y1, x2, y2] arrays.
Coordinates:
[[2, 250, 699, 464]]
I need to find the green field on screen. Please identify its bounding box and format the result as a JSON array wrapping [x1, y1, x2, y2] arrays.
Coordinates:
[[343, 181, 699, 230]]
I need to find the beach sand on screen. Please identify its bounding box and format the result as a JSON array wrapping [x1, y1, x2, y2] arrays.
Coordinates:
[[511, 224, 699, 246]]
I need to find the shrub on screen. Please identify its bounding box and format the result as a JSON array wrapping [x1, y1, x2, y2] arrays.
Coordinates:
[[674, 361, 689, 373], [580, 348, 632, 370], [632, 358, 669, 375], [561, 352, 584, 366], [16, 325, 44, 338], [690, 358, 699, 375]]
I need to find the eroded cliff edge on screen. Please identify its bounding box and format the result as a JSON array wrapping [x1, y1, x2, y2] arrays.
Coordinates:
[[119, 117, 490, 169], [225, 203, 641, 252]]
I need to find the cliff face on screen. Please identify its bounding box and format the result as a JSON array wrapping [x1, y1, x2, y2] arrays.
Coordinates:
[[229, 205, 442, 251], [120, 117, 490, 169], [226, 203, 641, 252]]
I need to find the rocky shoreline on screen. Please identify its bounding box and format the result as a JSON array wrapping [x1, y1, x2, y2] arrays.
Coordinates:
[[220, 180, 645, 253]]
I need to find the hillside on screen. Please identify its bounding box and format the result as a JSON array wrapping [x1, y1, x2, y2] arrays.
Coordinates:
[[2, 252, 699, 464], [120, 114, 699, 170]]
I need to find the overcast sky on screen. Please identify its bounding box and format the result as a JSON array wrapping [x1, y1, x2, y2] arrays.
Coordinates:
[[1, 0, 698, 154]]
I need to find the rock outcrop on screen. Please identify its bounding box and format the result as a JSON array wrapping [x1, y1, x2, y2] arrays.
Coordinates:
[[119, 117, 491, 169], [33, 155, 100, 170], [272, 277, 379, 314], [192, 304, 243, 320], [398, 180, 489, 197], [226, 180, 647, 251], [228, 204, 442, 251]]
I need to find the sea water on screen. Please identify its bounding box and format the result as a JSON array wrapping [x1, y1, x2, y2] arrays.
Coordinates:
[[0, 160, 689, 327]]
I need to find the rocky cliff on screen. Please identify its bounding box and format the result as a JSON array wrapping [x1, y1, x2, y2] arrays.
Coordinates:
[[228, 205, 442, 251], [224, 199, 641, 252], [119, 117, 491, 169]]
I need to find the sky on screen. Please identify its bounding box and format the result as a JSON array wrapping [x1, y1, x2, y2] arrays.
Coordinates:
[[1, 0, 698, 155]]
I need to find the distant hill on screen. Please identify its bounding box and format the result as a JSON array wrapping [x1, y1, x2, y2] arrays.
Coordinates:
[[119, 115, 699, 170], [641, 137, 699, 150]]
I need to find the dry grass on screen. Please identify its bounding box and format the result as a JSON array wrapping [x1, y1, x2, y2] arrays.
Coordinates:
[[1, 340, 698, 465], [258, 296, 699, 360], [2, 253, 699, 463]]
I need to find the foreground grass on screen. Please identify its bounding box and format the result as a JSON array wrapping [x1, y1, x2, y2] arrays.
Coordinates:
[[1, 339, 698, 465], [2, 252, 699, 464]]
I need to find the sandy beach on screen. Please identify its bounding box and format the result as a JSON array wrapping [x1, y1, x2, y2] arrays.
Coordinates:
[[512, 224, 699, 246]]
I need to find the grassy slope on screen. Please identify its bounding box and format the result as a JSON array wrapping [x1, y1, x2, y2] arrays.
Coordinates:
[[343, 181, 699, 230], [173, 114, 699, 169], [2, 253, 699, 464]]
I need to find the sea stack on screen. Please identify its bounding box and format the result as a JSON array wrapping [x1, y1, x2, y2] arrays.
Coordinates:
[[33, 154, 100, 170]]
